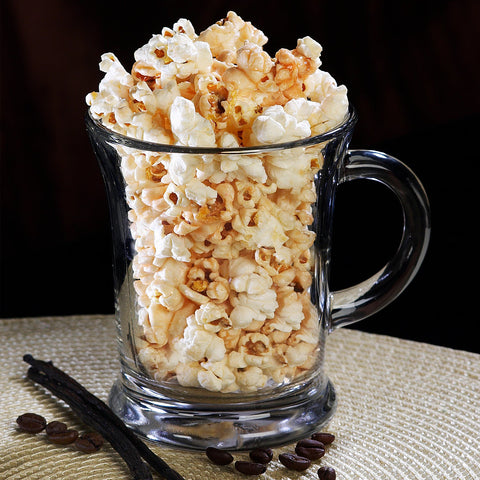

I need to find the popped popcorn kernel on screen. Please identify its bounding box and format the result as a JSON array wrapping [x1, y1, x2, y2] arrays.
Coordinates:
[[87, 11, 349, 393], [197, 11, 268, 58]]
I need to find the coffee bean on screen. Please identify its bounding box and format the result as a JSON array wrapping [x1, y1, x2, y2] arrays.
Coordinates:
[[16, 413, 47, 433], [295, 438, 326, 460], [205, 447, 233, 465], [45, 421, 68, 436], [249, 447, 273, 464], [278, 452, 311, 471], [235, 461, 267, 475], [47, 429, 79, 445], [75, 432, 104, 453], [318, 466, 336, 480], [311, 432, 335, 445], [83, 432, 104, 448]]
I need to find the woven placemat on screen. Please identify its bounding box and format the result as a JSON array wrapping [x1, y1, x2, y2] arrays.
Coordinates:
[[1, 315, 479, 479]]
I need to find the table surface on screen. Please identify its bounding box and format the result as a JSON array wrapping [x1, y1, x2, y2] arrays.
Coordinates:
[[1, 315, 479, 480]]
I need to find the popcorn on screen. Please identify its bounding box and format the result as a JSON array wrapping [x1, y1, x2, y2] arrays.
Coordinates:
[[184, 178, 218, 206], [265, 150, 316, 191], [137, 343, 182, 381], [251, 105, 311, 144], [236, 41, 275, 83], [146, 279, 184, 311], [154, 257, 189, 285], [193, 302, 231, 332], [303, 70, 349, 134], [232, 207, 289, 249], [178, 284, 210, 305], [167, 153, 199, 185], [230, 288, 278, 326], [133, 26, 213, 84], [87, 11, 349, 393], [152, 80, 181, 114], [176, 361, 202, 388], [295, 36, 323, 62], [181, 317, 226, 362], [197, 11, 268, 58], [154, 231, 192, 262], [235, 366, 268, 392], [147, 303, 174, 347], [98, 53, 133, 100], [285, 341, 317, 367], [169, 96, 216, 147], [231, 272, 271, 295], [274, 290, 305, 331], [197, 361, 237, 392]]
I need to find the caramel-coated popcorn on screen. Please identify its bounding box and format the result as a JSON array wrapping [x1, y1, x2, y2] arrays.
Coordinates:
[[87, 11, 348, 392]]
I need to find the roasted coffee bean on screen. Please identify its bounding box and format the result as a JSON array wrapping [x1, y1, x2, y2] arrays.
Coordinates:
[[278, 452, 311, 471], [75, 432, 104, 453], [16, 413, 47, 433], [83, 432, 104, 448], [47, 429, 79, 445], [205, 446, 234, 465], [235, 461, 267, 475], [295, 438, 326, 460], [318, 465, 336, 480], [45, 421, 68, 436], [249, 447, 273, 464], [311, 432, 335, 445]]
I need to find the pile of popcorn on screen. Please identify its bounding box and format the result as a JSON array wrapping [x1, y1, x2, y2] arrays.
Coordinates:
[[87, 11, 348, 393]]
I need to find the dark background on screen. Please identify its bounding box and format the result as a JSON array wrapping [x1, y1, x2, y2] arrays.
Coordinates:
[[1, 0, 479, 352]]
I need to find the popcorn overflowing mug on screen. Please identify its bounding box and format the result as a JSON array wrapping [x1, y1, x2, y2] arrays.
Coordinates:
[[86, 12, 430, 450]]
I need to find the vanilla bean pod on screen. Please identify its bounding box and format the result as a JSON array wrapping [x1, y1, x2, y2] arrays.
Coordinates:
[[24, 355, 184, 480], [27, 366, 153, 480]]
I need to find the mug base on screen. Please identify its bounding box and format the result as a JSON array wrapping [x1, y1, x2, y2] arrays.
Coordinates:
[[108, 375, 337, 451]]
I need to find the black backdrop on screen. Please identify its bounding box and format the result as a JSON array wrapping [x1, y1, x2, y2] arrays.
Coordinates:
[[1, 0, 479, 353]]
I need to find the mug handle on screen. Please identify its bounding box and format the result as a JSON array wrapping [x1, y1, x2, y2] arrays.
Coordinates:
[[330, 149, 431, 330]]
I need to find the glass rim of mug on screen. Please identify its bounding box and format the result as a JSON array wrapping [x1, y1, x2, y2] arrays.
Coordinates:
[[86, 105, 358, 154]]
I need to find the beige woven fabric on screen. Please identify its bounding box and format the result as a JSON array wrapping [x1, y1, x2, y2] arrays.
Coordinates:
[[1, 315, 479, 480]]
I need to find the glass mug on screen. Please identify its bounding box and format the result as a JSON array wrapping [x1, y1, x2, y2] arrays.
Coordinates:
[[86, 107, 430, 450]]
